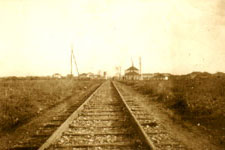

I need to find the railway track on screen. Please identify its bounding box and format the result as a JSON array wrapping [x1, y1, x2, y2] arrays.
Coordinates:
[[11, 81, 189, 150], [38, 81, 152, 150]]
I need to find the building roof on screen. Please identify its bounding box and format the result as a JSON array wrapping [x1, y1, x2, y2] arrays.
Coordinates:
[[52, 73, 62, 77], [52, 73, 62, 78], [142, 73, 153, 75], [125, 72, 139, 76], [79, 73, 88, 76], [53, 73, 61, 75], [126, 66, 139, 71]]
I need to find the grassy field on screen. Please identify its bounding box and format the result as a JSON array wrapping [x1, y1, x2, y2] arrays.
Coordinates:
[[120, 73, 225, 128], [0, 78, 102, 131]]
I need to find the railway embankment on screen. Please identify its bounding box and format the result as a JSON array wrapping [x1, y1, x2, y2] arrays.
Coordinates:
[[118, 76, 225, 149]]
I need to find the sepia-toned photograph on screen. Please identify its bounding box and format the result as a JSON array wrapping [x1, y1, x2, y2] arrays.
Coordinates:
[[0, 0, 225, 149]]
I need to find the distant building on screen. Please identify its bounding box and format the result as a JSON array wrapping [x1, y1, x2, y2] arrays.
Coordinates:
[[124, 66, 140, 80], [142, 73, 154, 80], [152, 73, 170, 80], [78, 73, 89, 79], [78, 72, 104, 79], [141, 73, 170, 80], [52, 73, 62, 78], [188, 72, 210, 80], [87, 72, 94, 79]]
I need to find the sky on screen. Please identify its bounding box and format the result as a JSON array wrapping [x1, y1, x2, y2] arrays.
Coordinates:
[[0, 0, 225, 77]]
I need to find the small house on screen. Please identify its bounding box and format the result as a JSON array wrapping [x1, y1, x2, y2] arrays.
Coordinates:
[[52, 73, 62, 79], [124, 66, 140, 80]]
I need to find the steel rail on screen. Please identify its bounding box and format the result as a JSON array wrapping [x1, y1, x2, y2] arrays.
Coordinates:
[[38, 82, 104, 150], [112, 81, 155, 150], [39, 81, 155, 150]]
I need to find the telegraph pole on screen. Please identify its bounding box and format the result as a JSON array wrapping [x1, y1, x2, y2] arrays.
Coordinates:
[[71, 45, 79, 76], [119, 66, 122, 79], [71, 48, 73, 76], [139, 57, 142, 74], [139, 56, 142, 80], [131, 58, 134, 67]]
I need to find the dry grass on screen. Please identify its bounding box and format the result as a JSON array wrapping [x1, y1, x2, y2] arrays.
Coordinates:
[[0, 78, 102, 131], [120, 75, 225, 126]]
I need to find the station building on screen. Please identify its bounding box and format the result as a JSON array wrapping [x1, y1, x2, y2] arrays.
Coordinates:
[[124, 66, 140, 80]]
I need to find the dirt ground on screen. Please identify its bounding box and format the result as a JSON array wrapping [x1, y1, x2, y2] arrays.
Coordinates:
[[117, 82, 224, 150], [0, 83, 100, 150]]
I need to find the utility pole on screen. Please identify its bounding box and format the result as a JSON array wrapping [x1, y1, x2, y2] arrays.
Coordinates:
[[139, 56, 142, 80], [119, 66, 122, 79], [131, 58, 134, 67], [70, 48, 73, 76], [72, 48, 79, 76], [70, 45, 79, 76]]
